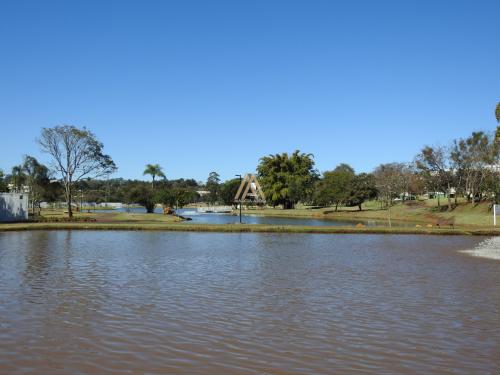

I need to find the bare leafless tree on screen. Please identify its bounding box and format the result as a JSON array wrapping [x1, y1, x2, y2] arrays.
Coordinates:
[[373, 162, 409, 227], [450, 131, 494, 206], [415, 145, 454, 210], [38, 125, 116, 218]]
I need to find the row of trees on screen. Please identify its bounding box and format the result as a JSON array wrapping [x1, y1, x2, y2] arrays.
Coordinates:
[[315, 164, 377, 211], [255, 152, 379, 210], [130, 168, 241, 213], [1, 104, 498, 218], [415, 131, 499, 209], [0, 156, 237, 216], [2, 130, 497, 216], [255, 129, 498, 210], [0, 155, 61, 213]]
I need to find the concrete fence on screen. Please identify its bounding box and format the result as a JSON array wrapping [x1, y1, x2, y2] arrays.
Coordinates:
[[0, 193, 29, 222]]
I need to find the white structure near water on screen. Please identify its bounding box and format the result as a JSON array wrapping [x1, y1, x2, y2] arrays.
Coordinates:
[[0, 193, 29, 222], [197, 206, 232, 213]]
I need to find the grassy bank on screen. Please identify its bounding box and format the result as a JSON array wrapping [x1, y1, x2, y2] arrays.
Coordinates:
[[239, 199, 496, 227], [36, 209, 183, 224], [0, 221, 498, 236], [1, 201, 497, 235]]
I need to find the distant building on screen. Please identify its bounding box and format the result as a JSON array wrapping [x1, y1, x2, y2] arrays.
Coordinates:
[[0, 193, 29, 222], [7, 184, 29, 194], [424, 191, 446, 199], [98, 202, 123, 208]]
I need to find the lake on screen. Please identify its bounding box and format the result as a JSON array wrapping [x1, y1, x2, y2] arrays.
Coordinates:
[[104, 207, 407, 227], [0, 231, 499, 374]]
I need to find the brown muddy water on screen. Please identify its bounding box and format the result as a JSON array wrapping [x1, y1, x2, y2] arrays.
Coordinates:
[[0, 231, 499, 374]]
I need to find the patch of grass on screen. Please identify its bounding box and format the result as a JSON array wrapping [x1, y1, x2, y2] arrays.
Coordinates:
[[36, 208, 182, 224], [242, 199, 495, 227], [109, 212, 182, 223], [0, 221, 498, 236], [80, 206, 117, 211]]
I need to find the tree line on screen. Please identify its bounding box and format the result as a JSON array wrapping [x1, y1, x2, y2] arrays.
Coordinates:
[[1, 105, 499, 217], [257, 128, 498, 210]]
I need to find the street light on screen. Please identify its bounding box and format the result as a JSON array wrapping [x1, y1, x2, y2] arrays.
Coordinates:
[[78, 189, 83, 212], [235, 174, 242, 224]]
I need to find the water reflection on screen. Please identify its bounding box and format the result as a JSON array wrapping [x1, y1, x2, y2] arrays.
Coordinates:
[[0, 231, 499, 374]]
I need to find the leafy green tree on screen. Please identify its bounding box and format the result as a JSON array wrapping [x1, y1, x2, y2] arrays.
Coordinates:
[[126, 185, 156, 213], [496, 102, 500, 122], [143, 164, 165, 189], [21, 155, 51, 213], [0, 170, 7, 192], [314, 164, 355, 210], [174, 189, 197, 208], [10, 165, 26, 192], [257, 150, 318, 209], [206, 171, 221, 204], [346, 173, 378, 211], [157, 188, 197, 209], [219, 178, 241, 206], [155, 189, 176, 208], [38, 125, 116, 218]]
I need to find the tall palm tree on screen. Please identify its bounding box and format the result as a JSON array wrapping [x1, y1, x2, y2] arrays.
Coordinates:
[[143, 164, 165, 189], [495, 103, 500, 147]]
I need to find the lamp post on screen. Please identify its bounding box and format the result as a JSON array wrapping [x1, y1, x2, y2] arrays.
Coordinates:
[[78, 189, 83, 212], [235, 174, 242, 224]]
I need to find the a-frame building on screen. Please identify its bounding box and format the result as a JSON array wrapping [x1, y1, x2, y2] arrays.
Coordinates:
[[234, 174, 266, 204]]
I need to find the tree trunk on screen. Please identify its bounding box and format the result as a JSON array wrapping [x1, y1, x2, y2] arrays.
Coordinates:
[[358, 204, 362, 211], [388, 203, 392, 228], [66, 185, 73, 218], [335, 203, 338, 212], [447, 185, 452, 211]]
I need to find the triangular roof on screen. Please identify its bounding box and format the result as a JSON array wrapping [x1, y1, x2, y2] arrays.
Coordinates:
[[234, 174, 266, 203]]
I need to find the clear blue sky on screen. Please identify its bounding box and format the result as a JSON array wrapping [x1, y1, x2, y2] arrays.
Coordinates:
[[1, 0, 499, 182]]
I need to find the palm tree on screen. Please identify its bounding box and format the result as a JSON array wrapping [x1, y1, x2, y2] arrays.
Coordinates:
[[143, 164, 165, 189], [257, 150, 317, 209], [494, 103, 500, 147]]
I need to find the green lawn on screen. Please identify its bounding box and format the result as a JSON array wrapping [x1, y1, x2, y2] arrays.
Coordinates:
[[36, 208, 182, 223], [0, 221, 498, 236], [241, 199, 496, 227]]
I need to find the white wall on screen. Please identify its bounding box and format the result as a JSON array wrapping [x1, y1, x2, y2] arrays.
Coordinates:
[[0, 193, 29, 222]]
